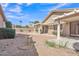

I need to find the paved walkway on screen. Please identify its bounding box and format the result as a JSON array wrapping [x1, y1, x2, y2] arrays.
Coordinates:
[[28, 34, 78, 56], [0, 34, 38, 56]]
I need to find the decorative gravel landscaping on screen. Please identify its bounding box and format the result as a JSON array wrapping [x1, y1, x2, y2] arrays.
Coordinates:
[[29, 34, 79, 56]]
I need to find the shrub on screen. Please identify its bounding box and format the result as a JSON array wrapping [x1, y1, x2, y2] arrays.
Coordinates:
[[45, 40, 69, 48], [52, 31, 57, 35], [63, 41, 69, 48], [5, 21, 12, 28], [58, 41, 65, 48], [52, 31, 63, 36], [45, 41, 57, 47], [0, 28, 15, 39]]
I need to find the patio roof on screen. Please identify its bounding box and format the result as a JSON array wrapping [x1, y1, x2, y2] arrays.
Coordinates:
[[34, 23, 49, 26], [54, 9, 79, 40], [54, 9, 79, 22], [43, 8, 79, 23]]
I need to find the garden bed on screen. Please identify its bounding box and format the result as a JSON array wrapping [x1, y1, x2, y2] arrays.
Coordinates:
[[45, 38, 79, 50]]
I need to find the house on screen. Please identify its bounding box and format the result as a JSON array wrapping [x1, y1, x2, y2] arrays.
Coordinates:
[[12, 24, 34, 34], [34, 8, 79, 38], [0, 5, 6, 28]]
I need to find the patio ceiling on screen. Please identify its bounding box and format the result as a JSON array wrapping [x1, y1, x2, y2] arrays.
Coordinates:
[[61, 13, 79, 22]]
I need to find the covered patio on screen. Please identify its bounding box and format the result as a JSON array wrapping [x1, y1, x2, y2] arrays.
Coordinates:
[[53, 9, 79, 39], [34, 23, 49, 34]]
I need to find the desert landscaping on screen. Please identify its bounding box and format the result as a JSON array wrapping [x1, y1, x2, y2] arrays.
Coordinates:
[[0, 33, 79, 56]]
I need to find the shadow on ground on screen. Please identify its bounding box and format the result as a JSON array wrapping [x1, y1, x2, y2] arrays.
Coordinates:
[[0, 34, 38, 56]]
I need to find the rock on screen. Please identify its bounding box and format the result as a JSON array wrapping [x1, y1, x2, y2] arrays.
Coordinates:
[[73, 42, 79, 51]]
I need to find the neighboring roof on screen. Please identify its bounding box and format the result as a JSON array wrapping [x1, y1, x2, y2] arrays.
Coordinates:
[[34, 23, 41, 25], [0, 5, 6, 21], [42, 8, 79, 23]]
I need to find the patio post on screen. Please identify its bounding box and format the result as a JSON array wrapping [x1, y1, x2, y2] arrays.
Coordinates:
[[39, 28, 40, 34], [38, 26, 41, 34], [3, 22, 6, 28], [57, 20, 60, 40]]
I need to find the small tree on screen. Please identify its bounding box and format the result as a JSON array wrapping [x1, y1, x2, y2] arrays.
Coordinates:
[[5, 21, 12, 28], [33, 21, 40, 24], [15, 25, 22, 28], [29, 20, 40, 26], [25, 25, 29, 28]]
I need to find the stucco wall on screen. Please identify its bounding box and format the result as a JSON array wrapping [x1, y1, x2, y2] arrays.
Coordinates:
[[14, 27, 34, 34], [0, 15, 5, 28], [44, 15, 60, 24]]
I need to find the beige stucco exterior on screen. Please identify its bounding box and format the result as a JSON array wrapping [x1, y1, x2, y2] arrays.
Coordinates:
[[34, 8, 79, 37], [0, 15, 5, 28], [12, 25, 35, 34], [0, 5, 6, 28]]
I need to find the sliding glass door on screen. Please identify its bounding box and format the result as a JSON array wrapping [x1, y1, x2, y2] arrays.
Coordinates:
[[70, 21, 79, 36]]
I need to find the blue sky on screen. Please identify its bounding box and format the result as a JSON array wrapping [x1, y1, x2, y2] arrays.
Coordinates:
[[1, 3, 79, 26]]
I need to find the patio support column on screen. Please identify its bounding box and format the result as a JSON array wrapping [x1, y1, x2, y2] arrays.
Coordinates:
[[38, 28, 40, 34], [3, 22, 6, 28], [57, 20, 60, 40], [38, 25, 41, 34]]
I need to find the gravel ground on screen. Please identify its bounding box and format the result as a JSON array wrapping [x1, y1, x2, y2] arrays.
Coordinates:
[[0, 34, 38, 56], [28, 34, 78, 56], [0, 33, 78, 56]]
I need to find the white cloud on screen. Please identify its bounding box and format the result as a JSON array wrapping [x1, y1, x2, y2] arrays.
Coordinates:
[[51, 3, 71, 10], [1, 3, 9, 11], [9, 5, 22, 13], [27, 3, 32, 6], [25, 3, 33, 6], [1, 3, 9, 8], [17, 3, 23, 5], [39, 3, 70, 12], [6, 13, 30, 20], [7, 15, 15, 18]]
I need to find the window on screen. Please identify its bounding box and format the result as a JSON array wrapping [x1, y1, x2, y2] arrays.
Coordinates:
[[53, 24, 62, 30], [49, 25, 53, 29], [53, 25, 57, 30], [60, 24, 62, 30]]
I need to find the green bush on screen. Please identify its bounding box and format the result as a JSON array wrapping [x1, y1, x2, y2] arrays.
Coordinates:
[[52, 31, 57, 35], [52, 31, 63, 36], [0, 28, 15, 39], [45, 40, 69, 48], [5, 21, 12, 28], [45, 41, 57, 47]]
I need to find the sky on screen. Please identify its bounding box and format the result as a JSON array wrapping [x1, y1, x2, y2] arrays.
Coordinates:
[[1, 3, 79, 26]]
